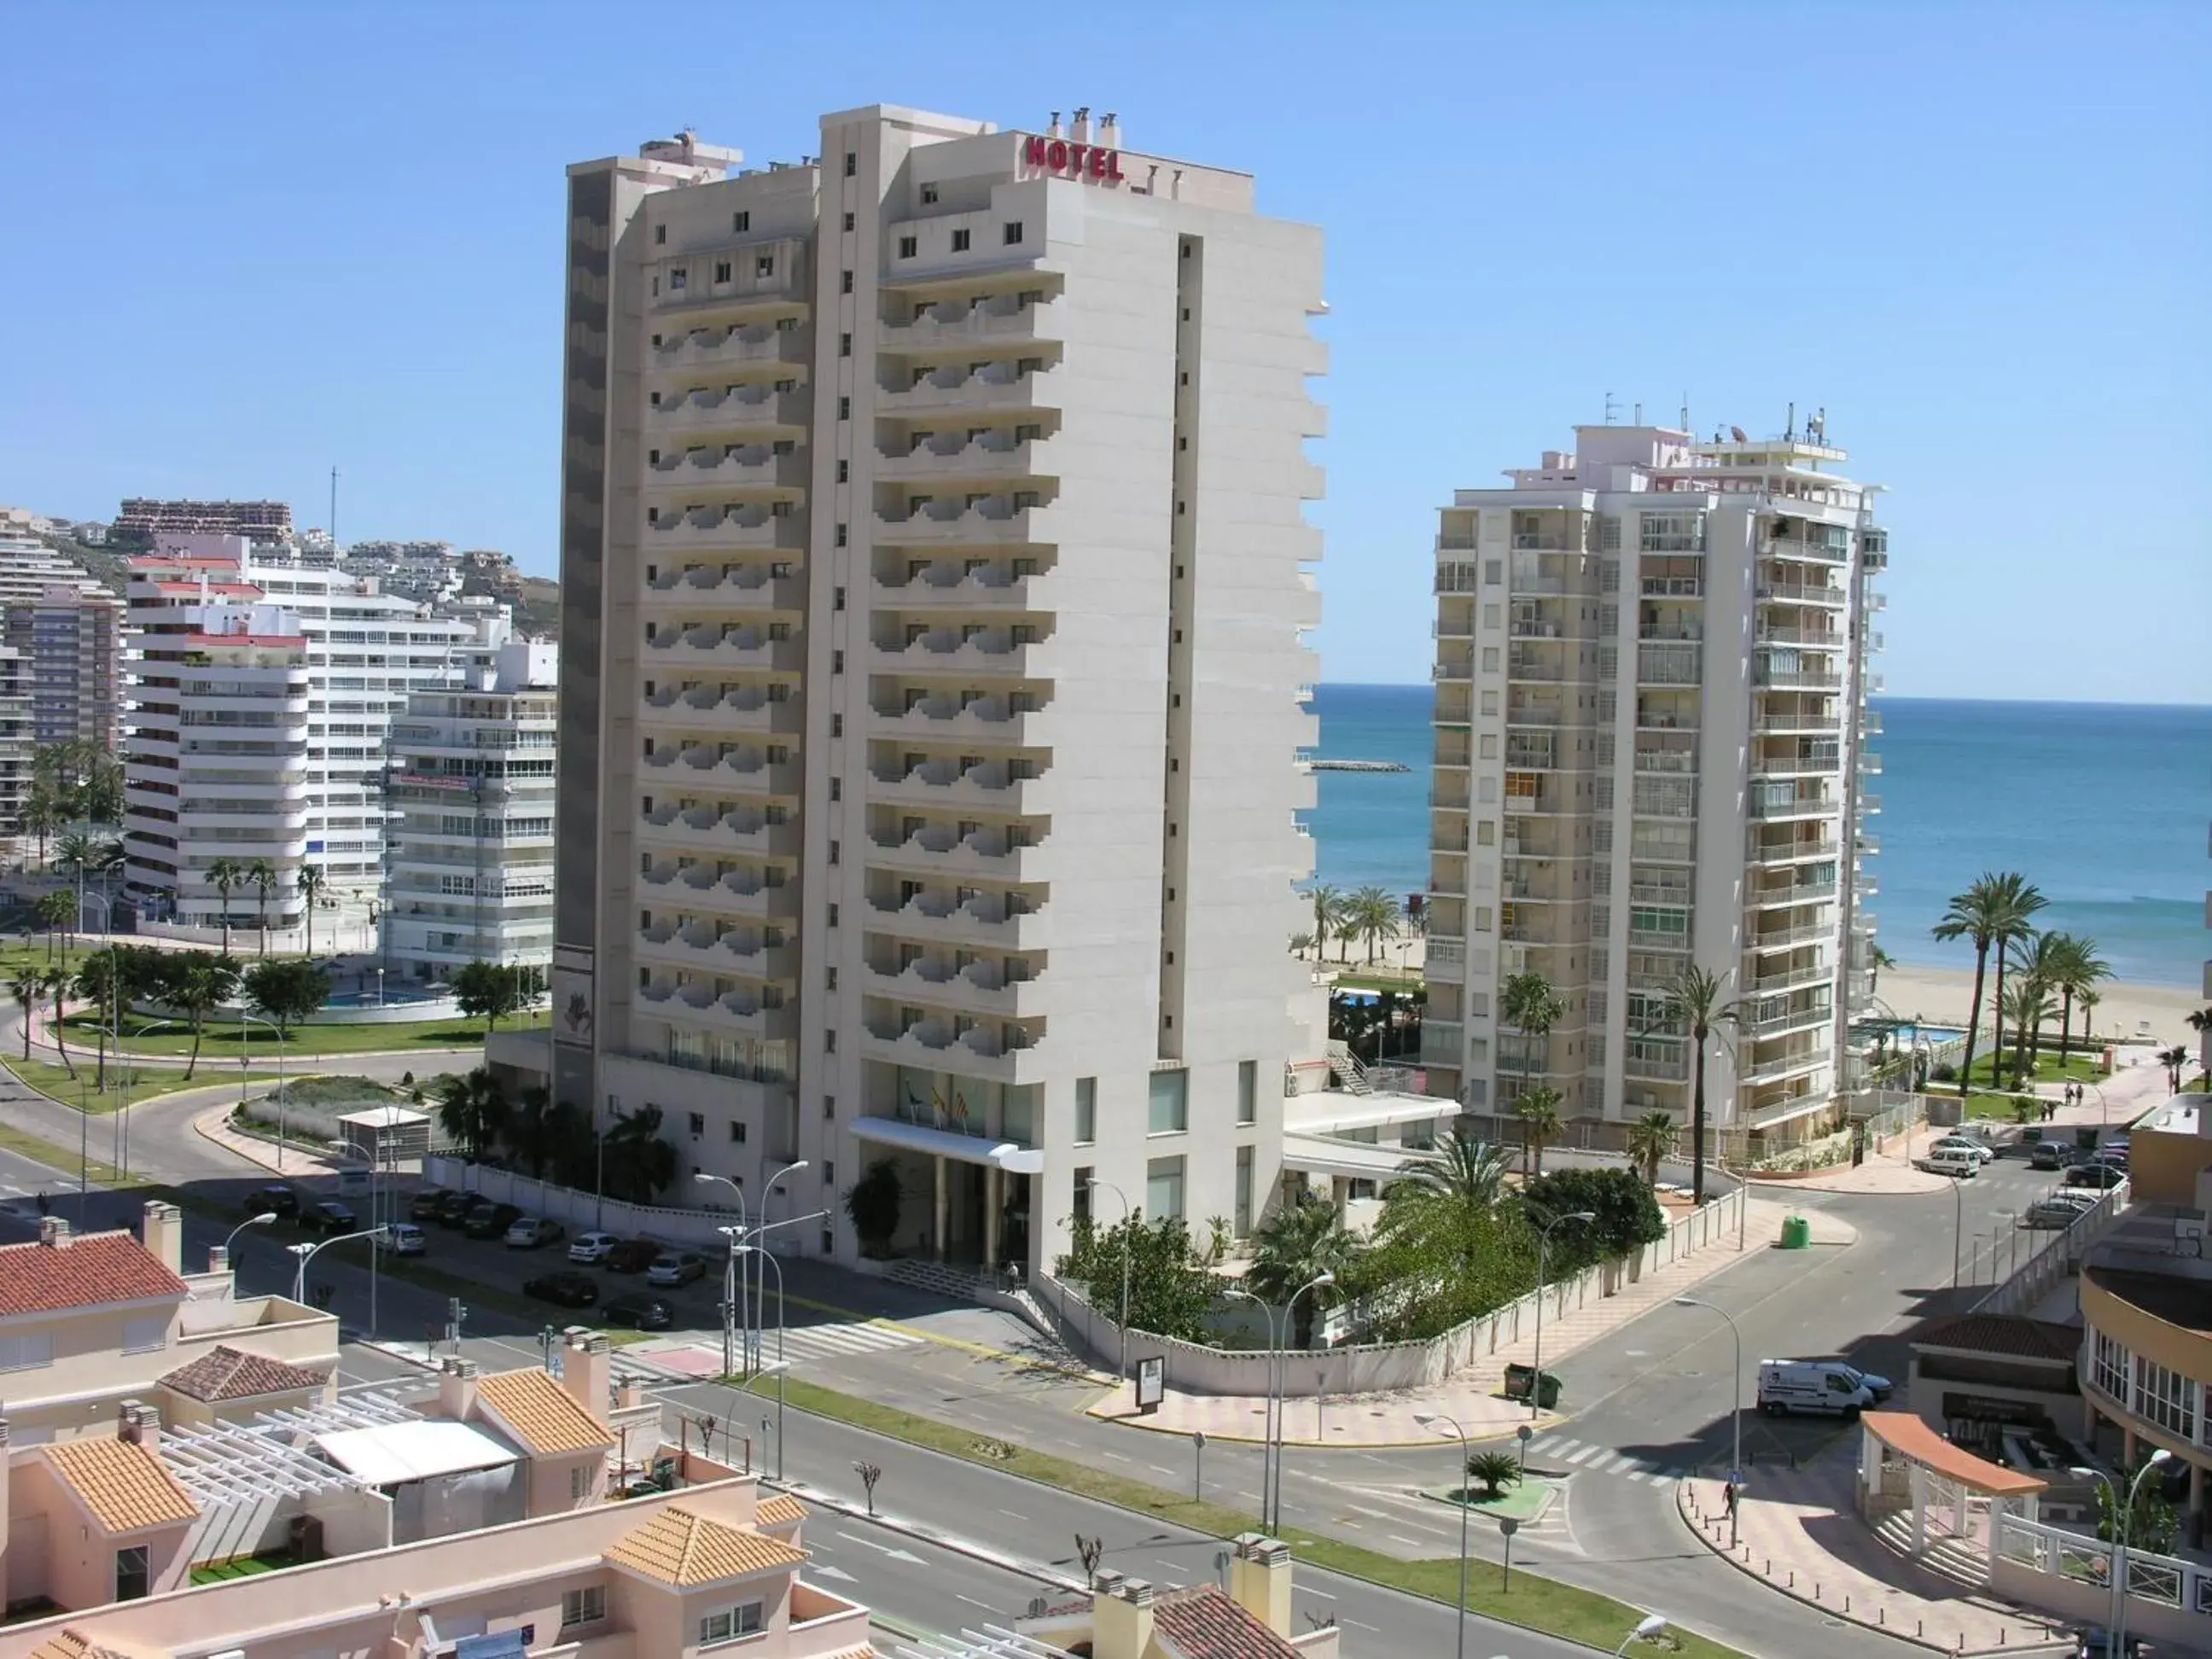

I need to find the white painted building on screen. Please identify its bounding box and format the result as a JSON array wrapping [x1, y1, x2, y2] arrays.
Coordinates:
[[1421, 422, 1885, 1136], [386, 637, 557, 982], [529, 108, 1324, 1277]]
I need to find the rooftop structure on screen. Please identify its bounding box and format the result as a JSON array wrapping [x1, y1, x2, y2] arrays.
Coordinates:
[[112, 499, 293, 545]]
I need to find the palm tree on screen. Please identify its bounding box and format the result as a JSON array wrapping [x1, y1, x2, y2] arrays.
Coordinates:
[[1378, 1130, 1514, 1278], [11, 974, 39, 1062], [207, 858, 244, 957], [2051, 934, 2110, 1060], [2076, 988, 2100, 1047], [1513, 1085, 1564, 1178], [1867, 944, 1896, 999], [1655, 965, 1740, 1206], [34, 890, 73, 965], [1344, 886, 1402, 967], [1931, 873, 2044, 1097], [2013, 933, 2072, 1080], [434, 1067, 510, 1162], [1289, 930, 1317, 959], [295, 865, 329, 958], [170, 955, 240, 1080], [44, 968, 75, 1081], [1243, 1193, 1359, 1348], [247, 859, 278, 957], [21, 786, 61, 868], [2001, 978, 2058, 1086], [1390, 1127, 1511, 1211], [2157, 1045, 2189, 1093], [1307, 886, 1345, 963], [1626, 1109, 1677, 1190], [1499, 970, 1566, 1113]]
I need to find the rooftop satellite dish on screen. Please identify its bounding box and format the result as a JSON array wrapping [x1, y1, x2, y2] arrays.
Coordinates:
[[1729, 426, 1748, 443]]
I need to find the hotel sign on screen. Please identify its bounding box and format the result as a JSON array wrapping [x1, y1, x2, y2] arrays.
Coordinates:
[[1022, 134, 1124, 185]]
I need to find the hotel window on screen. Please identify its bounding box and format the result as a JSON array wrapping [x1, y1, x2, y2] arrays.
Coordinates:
[[1147, 1068, 1188, 1134], [1074, 1077, 1097, 1144], [1146, 1155, 1186, 1221], [1237, 1059, 1257, 1125], [952, 228, 972, 253], [733, 211, 750, 232], [713, 259, 731, 284], [1234, 1145, 1254, 1236], [755, 254, 774, 276], [898, 236, 917, 259], [114, 1546, 148, 1603], [921, 183, 940, 205], [1004, 220, 1025, 245], [562, 1586, 608, 1629], [654, 224, 667, 245], [667, 269, 687, 291], [2093, 1328, 2130, 1402], [841, 269, 854, 294], [843, 151, 857, 177]]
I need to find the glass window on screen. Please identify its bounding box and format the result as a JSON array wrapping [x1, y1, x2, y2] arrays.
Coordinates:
[[1147, 1068, 1188, 1134], [2092, 1328, 2129, 1402], [2135, 1356, 2196, 1441], [1073, 1167, 1093, 1225], [1074, 1077, 1097, 1144], [1234, 1145, 1254, 1237], [1002, 1085, 1037, 1145], [115, 1545, 148, 1602], [1237, 1060, 1257, 1125], [562, 1586, 607, 1628], [1146, 1155, 1185, 1221]]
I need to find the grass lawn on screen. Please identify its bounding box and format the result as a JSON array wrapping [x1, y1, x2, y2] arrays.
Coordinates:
[[190, 1552, 295, 1585], [0, 1053, 199, 1115], [58, 1010, 547, 1060], [743, 1376, 1746, 1659], [1962, 1048, 2109, 1087], [1433, 1476, 1558, 1522]]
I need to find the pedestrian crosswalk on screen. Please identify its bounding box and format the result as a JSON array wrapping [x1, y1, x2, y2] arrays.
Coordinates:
[[764, 1319, 928, 1368], [1527, 1434, 1689, 1485]]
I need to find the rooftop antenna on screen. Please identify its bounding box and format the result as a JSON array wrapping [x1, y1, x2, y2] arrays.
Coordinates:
[[1603, 391, 1620, 425], [1633, 401, 1643, 425], [1785, 401, 1796, 441], [1679, 393, 1690, 433]]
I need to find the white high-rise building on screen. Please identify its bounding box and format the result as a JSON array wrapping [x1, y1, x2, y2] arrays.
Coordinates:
[[527, 108, 1324, 1276], [386, 636, 557, 983], [123, 535, 488, 942], [1420, 422, 1884, 1138]]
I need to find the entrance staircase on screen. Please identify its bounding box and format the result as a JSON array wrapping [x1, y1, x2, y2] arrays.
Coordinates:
[[1329, 1041, 1373, 1095]]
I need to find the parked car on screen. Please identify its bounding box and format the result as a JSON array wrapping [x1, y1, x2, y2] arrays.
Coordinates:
[[2063, 1161, 2127, 1190], [568, 1231, 621, 1265], [1757, 1359, 1888, 1417], [2029, 1138, 2074, 1170], [1929, 1135, 1995, 1166], [464, 1202, 524, 1239], [522, 1271, 600, 1309], [1915, 1146, 1981, 1179], [504, 1216, 566, 1249], [377, 1222, 428, 1255], [646, 1251, 708, 1288], [434, 1190, 478, 1227], [600, 1294, 675, 1332], [247, 1184, 300, 1220], [301, 1201, 358, 1236], [2020, 1196, 2098, 1229], [606, 1238, 663, 1274], [409, 1187, 452, 1221]]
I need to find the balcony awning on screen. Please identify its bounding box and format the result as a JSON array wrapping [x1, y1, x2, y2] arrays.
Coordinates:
[[851, 1116, 1043, 1173], [1282, 1133, 1415, 1182]]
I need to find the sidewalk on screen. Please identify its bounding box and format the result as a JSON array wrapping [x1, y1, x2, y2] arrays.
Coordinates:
[[1088, 1196, 1854, 1448], [192, 1105, 353, 1179], [1679, 1469, 2073, 1656]]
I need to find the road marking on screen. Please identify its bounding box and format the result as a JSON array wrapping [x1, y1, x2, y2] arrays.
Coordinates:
[[835, 1530, 923, 1564], [1387, 1534, 1424, 1548], [1529, 1435, 1562, 1453], [1343, 1504, 1390, 1520], [777, 1320, 928, 1365], [1564, 1443, 1601, 1464], [812, 1563, 857, 1583], [1100, 1450, 1132, 1464], [956, 1595, 995, 1611], [996, 1508, 1029, 1522], [1302, 1587, 1336, 1601], [1147, 1464, 1175, 1476]]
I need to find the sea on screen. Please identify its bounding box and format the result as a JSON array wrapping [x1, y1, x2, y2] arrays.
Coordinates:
[[1304, 686, 2211, 991]]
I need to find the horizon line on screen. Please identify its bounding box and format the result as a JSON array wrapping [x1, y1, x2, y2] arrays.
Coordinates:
[[1313, 684, 2210, 713]]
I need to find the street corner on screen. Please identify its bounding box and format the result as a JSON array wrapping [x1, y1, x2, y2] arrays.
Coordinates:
[[1422, 1471, 1562, 1525]]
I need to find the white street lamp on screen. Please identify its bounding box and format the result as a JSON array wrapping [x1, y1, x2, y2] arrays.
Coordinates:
[[1675, 1295, 1745, 1547], [1529, 1210, 1596, 1420], [1414, 1412, 1470, 1659], [2070, 1449, 2172, 1648], [1272, 1271, 1335, 1532], [696, 1172, 750, 1377], [1085, 1178, 1133, 1386], [1615, 1613, 1670, 1654]]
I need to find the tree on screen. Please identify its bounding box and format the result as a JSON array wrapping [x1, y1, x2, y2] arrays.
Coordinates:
[[1388, 1127, 1511, 1214], [1343, 886, 1402, 966], [853, 1461, 882, 1518], [452, 960, 530, 1045], [1867, 944, 1896, 998], [1465, 1451, 1522, 1501], [242, 958, 330, 1042], [170, 954, 240, 1080], [2050, 934, 2110, 1061], [601, 1103, 677, 1203], [844, 1158, 903, 1254], [2093, 1453, 2178, 1554], [1053, 1212, 1219, 1343], [2157, 1045, 2189, 1093], [1307, 885, 1346, 963], [2191, 1007, 2212, 1079], [434, 1067, 510, 1161], [1513, 1085, 1564, 1179], [207, 858, 244, 957], [1655, 965, 1740, 1206], [55, 832, 123, 889], [34, 890, 73, 965], [1932, 871, 2043, 1094], [71, 950, 126, 1091], [2000, 975, 2058, 1086], [1289, 930, 1317, 959], [247, 859, 278, 957], [295, 865, 329, 958], [1625, 1109, 1677, 1190], [1243, 1193, 1359, 1348], [44, 968, 75, 1080], [2076, 987, 2100, 1048], [20, 786, 60, 868], [502, 1086, 556, 1178], [1499, 971, 1566, 1112], [1522, 1166, 1667, 1268], [10, 974, 39, 1062]]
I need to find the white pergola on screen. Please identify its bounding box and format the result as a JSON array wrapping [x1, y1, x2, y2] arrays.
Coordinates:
[[895, 1631, 1067, 1659], [160, 1389, 419, 1506]]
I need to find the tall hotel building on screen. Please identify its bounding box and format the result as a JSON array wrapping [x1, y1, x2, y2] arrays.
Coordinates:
[[544, 108, 1324, 1274], [1421, 423, 1884, 1136]]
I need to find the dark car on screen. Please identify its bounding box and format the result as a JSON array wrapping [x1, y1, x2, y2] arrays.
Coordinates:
[[301, 1200, 358, 1235], [247, 1184, 301, 1219], [434, 1190, 478, 1227], [2029, 1138, 2073, 1170], [464, 1202, 524, 1239], [410, 1187, 452, 1221], [600, 1294, 675, 1331], [606, 1237, 663, 1274], [2063, 1161, 2127, 1190], [523, 1271, 600, 1309]]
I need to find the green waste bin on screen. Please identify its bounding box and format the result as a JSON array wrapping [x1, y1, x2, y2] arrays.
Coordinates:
[[1503, 1364, 1563, 1408], [1779, 1214, 1812, 1250]]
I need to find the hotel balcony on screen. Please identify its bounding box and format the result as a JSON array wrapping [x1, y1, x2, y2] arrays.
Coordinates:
[[1506, 651, 1569, 683], [1740, 1039, 1833, 1085], [1432, 647, 1474, 682], [645, 626, 806, 675], [863, 958, 1055, 1020], [864, 891, 1048, 951], [1633, 706, 1700, 734], [646, 446, 811, 495], [1755, 575, 1848, 608], [867, 628, 1058, 681], [1747, 830, 1840, 865], [873, 498, 1058, 549], [1749, 787, 1838, 821], [878, 363, 1062, 417], [643, 685, 805, 736], [1755, 702, 1842, 735], [861, 1015, 1050, 1085], [649, 505, 806, 556], [641, 565, 806, 616], [652, 248, 810, 314], [637, 981, 797, 1043], [1636, 643, 1703, 686], [637, 804, 801, 861], [653, 386, 812, 437], [1746, 875, 1839, 909], [872, 561, 1052, 613], [633, 923, 796, 984], [1858, 749, 1883, 776], [641, 746, 803, 799], [1624, 1045, 1693, 1084], [867, 693, 1053, 746], [1755, 663, 1843, 692], [880, 293, 1068, 349], [1764, 528, 1853, 564], [651, 320, 812, 374], [1858, 793, 1883, 815], [1751, 746, 1840, 779], [1743, 958, 1836, 996], [867, 825, 1052, 882], [875, 432, 1051, 485], [868, 758, 1054, 816], [639, 862, 801, 922], [1742, 997, 1836, 1039], [1855, 830, 1882, 856], [1632, 745, 1698, 776], [1754, 625, 1842, 649]]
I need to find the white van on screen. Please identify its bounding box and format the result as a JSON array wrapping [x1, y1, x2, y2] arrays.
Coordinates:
[[1915, 1145, 1980, 1179], [1757, 1359, 1889, 1417]]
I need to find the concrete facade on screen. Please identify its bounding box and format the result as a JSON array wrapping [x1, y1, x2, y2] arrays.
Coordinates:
[[1423, 422, 1885, 1132], [3, 585, 124, 751]]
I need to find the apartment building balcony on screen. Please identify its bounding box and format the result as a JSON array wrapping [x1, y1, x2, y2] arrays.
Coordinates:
[[1749, 787, 1837, 821], [868, 759, 1053, 815], [1858, 749, 1883, 777], [1633, 707, 1700, 734], [1508, 618, 1564, 640], [868, 629, 1057, 680], [873, 499, 1057, 549], [861, 1016, 1049, 1084], [1751, 746, 1840, 779], [1623, 1045, 1692, 1084], [865, 891, 1047, 951], [653, 386, 812, 436], [1862, 709, 1883, 734], [864, 958, 1055, 1020], [1505, 652, 1569, 682], [875, 432, 1050, 485], [641, 747, 804, 798], [1765, 527, 1853, 564], [641, 565, 806, 616], [634, 922, 795, 983], [1631, 747, 1697, 776], [867, 693, 1052, 746], [1858, 793, 1883, 815], [878, 364, 1062, 417], [637, 981, 796, 1043], [640, 862, 800, 921], [881, 293, 1068, 349], [638, 804, 801, 861], [643, 685, 806, 736], [1741, 1039, 1832, 1084], [647, 445, 811, 494], [1639, 572, 1703, 598], [1855, 830, 1881, 856], [645, 626, 806, 674], [1755, 664, 1843, 692], [1755, 626, 1842, 649], [1755, 576, 1848, 608], [649, 505, 806, 554], [873, 560, 1054, 613], [1746, 874, 1839, 909], [1746, 830, 1839, 865], [1432, 648, 1474, 682], [1742, 997, 1835, 1038], [1743, 958, 1836, 996], [177, 742, 311, 772], [1637, 643, 1703, 686], [651, 321, 812, 374], [1755, 703, 1842, 735]]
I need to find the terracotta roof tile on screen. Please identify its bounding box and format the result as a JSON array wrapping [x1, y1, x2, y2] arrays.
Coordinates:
[[1151, 1586, 1300, 1659], [20, 1632, 87, 1659], [755, 1493, 806, 1528], [474, 1368, 611, 1455], [605, 1505, 807, 1587], [157, 1345, 330, 1403], [1909, 1315, 2082, 1363], [0, 1233, 187, 1318], [43, 1438, 198, 1534]]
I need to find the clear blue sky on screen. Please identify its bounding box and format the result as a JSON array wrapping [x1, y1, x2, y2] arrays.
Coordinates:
[[3, 2, 2206, 702]]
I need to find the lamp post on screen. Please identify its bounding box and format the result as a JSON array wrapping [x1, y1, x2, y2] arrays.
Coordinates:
[[1948, 1171, 1965, 1288], [234, 1010, 287, 1169], [288, 1226, 389, 1305], [224, 1212, 276, 1272], [1674, 1295, 1745, 1548], [1223, 1287, 1281, 1536], [695, 1173, 749, 1378], [1085, 1178, 1133, 1388], [2071, 1449, 2172, 1648], [1615, 1613, 1671, 1655], [1272, 1271, 1335, 1532], [754, 1159, 809, 1372], [1414, 1412, 1471, 1659], [1530, 1210, 1596, 1421], [736, 1243, 794, 1478]]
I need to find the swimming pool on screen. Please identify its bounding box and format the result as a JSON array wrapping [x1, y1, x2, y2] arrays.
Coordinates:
[[1859, 1021, 1967, 1045]]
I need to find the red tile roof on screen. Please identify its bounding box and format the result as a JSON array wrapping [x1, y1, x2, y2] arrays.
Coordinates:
[[1151, 1586, 1300, 1659], [158, 1345, 331, 1403], [1910, 1315, 2081, 1363], [0, 1232, 187, 1318]]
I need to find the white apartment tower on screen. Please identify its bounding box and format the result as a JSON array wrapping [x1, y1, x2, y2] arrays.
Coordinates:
[[1422, 422, 1884, 1138], [548, 108, 1324, 1275], [387, 636, 558, 982]]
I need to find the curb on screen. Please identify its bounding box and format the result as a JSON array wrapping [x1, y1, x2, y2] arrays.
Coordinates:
[[770, 1477, 1088, 1596], [1086, 1401, 1569, 1451]]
